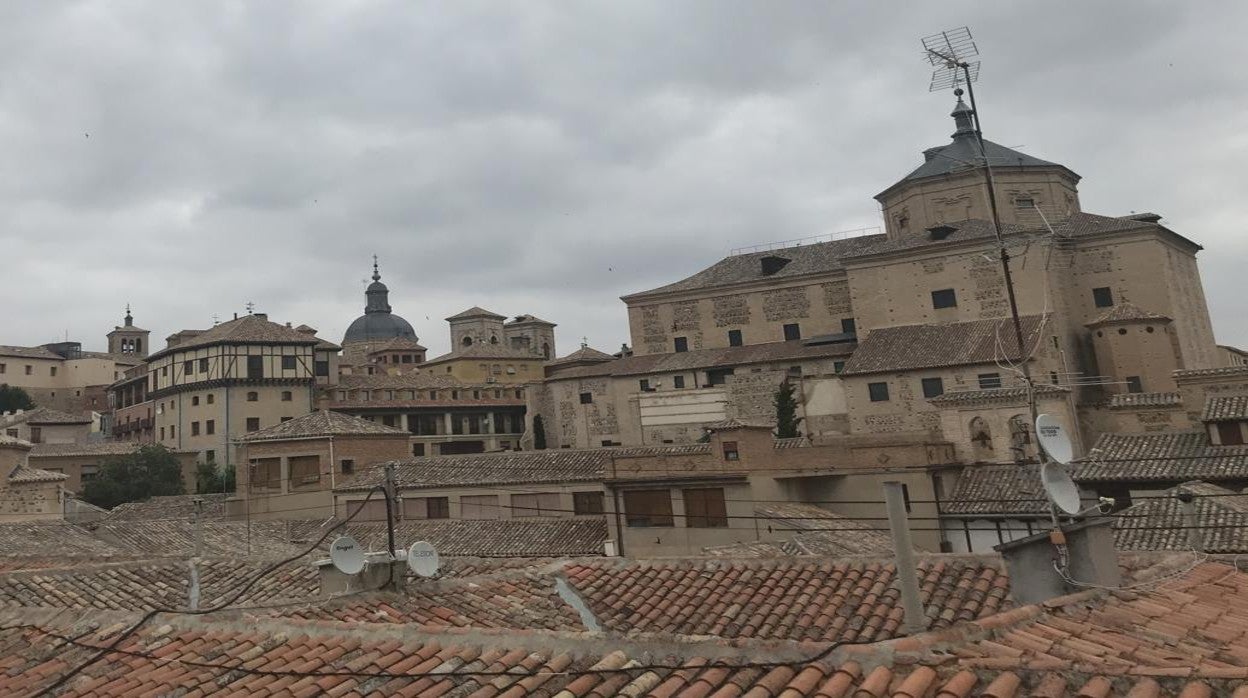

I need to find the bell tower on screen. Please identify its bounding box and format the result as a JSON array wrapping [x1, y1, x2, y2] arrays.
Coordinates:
[[107, 304, 151, 357]]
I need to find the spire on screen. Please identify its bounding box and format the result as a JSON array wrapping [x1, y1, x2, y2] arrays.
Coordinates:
[[951, 88, 975, 138], [372, 254, 381, 282], [364, 257, 392, 314], [124, 304, 133, 327]]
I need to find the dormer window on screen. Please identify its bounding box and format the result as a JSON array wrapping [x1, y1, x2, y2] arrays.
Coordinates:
[[760, 256, 790, 276], [926, 225, 957, 241], [1016, 197, 1036, 209]]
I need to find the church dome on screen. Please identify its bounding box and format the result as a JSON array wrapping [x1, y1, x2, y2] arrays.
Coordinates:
[[342, 261, 418, 344]]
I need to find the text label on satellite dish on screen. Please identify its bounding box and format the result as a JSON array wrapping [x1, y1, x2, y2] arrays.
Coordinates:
[[329, 535, 365, 575], [1035, 414, 1073, 465], [407, 540, 440, 578]]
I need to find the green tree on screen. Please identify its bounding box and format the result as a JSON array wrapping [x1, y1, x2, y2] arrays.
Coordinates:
[[774, 381, 802, 439], [0, 384, 35, 412], [82, 444, 186, 509], [532, 415, 547, 450], [195, 461, 236, 494]]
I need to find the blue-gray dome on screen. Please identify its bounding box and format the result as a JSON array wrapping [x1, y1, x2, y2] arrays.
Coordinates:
[[342, 261, 418, 344]]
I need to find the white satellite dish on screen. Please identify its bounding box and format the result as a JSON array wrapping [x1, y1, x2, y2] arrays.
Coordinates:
[[407, 540, 440, 578], [329, 535, 365, 575], [1041, 462, 1082, 515], [1035, 414, 1074, 465]]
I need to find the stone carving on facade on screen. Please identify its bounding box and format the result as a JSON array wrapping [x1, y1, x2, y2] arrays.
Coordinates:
[[762, 288, 811, 322], [712, 294, 751, 327]]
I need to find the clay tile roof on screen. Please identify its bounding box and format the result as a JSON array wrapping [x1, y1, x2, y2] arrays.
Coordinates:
[[705, 418, 774, 431], [336, 445, 703, 492], [506, 314, 556, 326], [236, 409, 408, 442], [942, 465, 1051, 516], [0, 407, 93, 426], [103, 493, 231, 521], [1201, 395, 1248, 423], [1086, 301, 1172, 327], [842, 315, 1047, 375], [929, 384, 1069, 406], [548, 338, 855, 380], [331, 518, 608, 557], [366, 336, 428, 353], [332, 372, 464, 390], [623, 233, 886, 299], [1077, 431, 1248, 482], [422, 343, 544, 363], [148, 314, 335, 360], [90, 519, 304, 559], [0, 435, 32, 451], [1114, 481, 1248, 553], [445, 306, 506, 321], [27, 441, 146, 458], [0, 344, 61, 360], [1175, 364, 1248, 380], [547, 346, 616, 367], [1107, 391, 1183, 409], [0, 521, 125, 556], [6, 464, 67, 484], [702, 505, 893, 558]]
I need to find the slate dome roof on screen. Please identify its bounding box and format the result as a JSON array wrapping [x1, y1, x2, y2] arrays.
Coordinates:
[[342, 261, 418, 344]]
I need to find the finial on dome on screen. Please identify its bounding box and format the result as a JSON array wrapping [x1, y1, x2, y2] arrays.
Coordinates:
[[950, 89, 975, 138], [372, 254, 381, 281], [124, 303, 133, 327]]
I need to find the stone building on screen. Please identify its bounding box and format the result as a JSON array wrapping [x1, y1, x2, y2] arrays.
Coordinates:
[[419, 307, 553, 383], [0, 408, 95, 445], [26, 441, 198, 495], [538, 93, 1228, 462]]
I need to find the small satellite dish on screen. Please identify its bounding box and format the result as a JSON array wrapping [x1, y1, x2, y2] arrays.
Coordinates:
[[407, 541, 440, 578], [329, 535, 365, 575], [1035, 414, 1074, 465], [1041, 462, 1082, 515]]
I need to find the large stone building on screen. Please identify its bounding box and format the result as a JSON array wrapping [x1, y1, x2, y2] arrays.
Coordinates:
[[536, 93, 1226, 463], [339, 260, 424, 370]]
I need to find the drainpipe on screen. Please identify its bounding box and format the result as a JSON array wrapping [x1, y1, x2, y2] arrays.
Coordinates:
[[884, 481, 926, 634], [611, 487, 625, 557]]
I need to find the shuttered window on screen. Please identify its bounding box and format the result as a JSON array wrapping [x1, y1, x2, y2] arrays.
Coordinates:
[[512, 492, 561, 517], [289, 456, 321, 489], [683, 488, 728, 528], [623, 490, 673, 527], [460, 495, 500, 520]]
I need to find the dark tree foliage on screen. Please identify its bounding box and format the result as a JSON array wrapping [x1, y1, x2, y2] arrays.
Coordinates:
[[774, 380, 803, 439], [82, 444, 186, 510], [532, 414, 547, 450], [195, 461, 236, 494], [0, 384, 35, 412]]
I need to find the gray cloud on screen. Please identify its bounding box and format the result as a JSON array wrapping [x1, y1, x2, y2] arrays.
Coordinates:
[[2, 1, 1245, 359]]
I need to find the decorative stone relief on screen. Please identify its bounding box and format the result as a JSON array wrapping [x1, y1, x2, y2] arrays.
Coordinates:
[[727, 371, 785, 422], [863, 414, 905, 433], [820, 281, 852, 315], [712, 294, 752, 327], [671, 302, 701, 331], [762, 288, 811, 322], [640, 306, 667, 354], [970, 255, 1007, 317]]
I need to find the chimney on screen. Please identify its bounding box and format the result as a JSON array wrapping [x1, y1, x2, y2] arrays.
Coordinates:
[[996, 518, 1121, 605], [883, 481, 927, 634]]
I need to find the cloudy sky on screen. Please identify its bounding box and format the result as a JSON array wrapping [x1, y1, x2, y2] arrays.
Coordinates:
[[3, 1, 1246, 357]]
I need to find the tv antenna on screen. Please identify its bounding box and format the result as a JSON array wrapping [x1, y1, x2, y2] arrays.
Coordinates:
[[922, 28, 980, 92]]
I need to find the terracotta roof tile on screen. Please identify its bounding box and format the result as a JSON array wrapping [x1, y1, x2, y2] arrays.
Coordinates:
[[1077, 431, 1248, 482], [237, 409, 407, 442], [148, 314, 336, 360], [103, 493, 232, 522], [1107, 392, 1183, 410], [548, 339, 855, 380], [327, 518, 608, 558], [929, 384, 1069, 407], [1114, 481, 1248, 553], [1202, 395, 1248, 423], [942, 465, 1051, 516], [1085, 302, 1172, 327], [842, 316, 1047, 376], [0, 407, 93, 426], [6, 464, 67, 484], [701, 505, 893, 558]]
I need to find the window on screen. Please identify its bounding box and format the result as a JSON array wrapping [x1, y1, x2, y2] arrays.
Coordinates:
[[280, 416, 292, 423], [0, 364, 5, 374], [574, 491, 605, 515], [623, 490, 674, 527], [199, 358, 208, 372], [579, 392, 593, 404], [512, 492, 560, 517], [921, 377, 945, 398], [315, 360, 329, 377], [169, 425, 175, 438], [25, 365, 33, 375], [868, 382, 890, 402], [412, 443, 426, 457], [246, 391, 258, 402], [639, 379, 651, 392], [289, 455, 320, 488], [192, 396, 199, 406], [722, 441, 739, 461], [50, 366, 57, 377], [184, 360, 194, 374], [833, 361, 846, 374], [707, 368, 734, 386], [81, 465, 98, 483], [246, 417, 260, 432], [205, 450, 215, 463], [250, 458, 280, 491], [1126, 376, 1144, 394], [1092, 287, 1114, 308], [1016, 197, 1035, 209], [1217, 422, 1245, 446], [673, 375, 686, 389], [931, 289, 958, 309], [427, 497, 450, 519], [4, 429, 16, 437], [683, 488, 728, 528], [460, 495, 500, 520], [29, 427, 42, 444], [247, 355, 263, 379], [978, 373, 1003, 389], [841, 318, 857, 335], [673, 337, 688, 353], [206, 420, 215, 435], [281, 391, 293, 402], [728, 330, 743, 347], [160, 427, 166, 440], [207, 394, 214, 405], [783, 323, 801, 341], [281, 355, 296, 370], [191, 422, 200, 436]]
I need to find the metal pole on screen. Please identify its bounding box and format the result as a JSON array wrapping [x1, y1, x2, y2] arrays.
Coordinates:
[[883, 481, 926, 634], [1177, 490, 1203, 552], [383, 461, 398, 589], [193, 497, 204, 558]]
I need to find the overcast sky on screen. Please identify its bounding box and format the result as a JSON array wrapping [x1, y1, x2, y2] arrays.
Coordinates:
[[3, 2, 1246, 357]]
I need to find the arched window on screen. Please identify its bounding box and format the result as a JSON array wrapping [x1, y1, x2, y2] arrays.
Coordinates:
[[134, 338, 142, 353], [246, 391, 259, 402], [969, 416, 993, 462], [542, 342, 551, 360], [462, 336, 473, 347], [490, 335, 499, 345]]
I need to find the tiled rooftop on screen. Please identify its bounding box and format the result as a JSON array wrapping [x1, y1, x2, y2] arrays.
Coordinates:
[[1115, 481, 1248, 553], [102, 493, 232, 521], [6, 464, 67, 484], [1203, 395, 1248, 423], [562, 557, 1011, 643], [91, 519, 304, 559], [547, 345, 616, 367], [702, 504, 894, 558], [1078, 431, 1248, 482], [423, 343, 544, 364], [27, 441, 148, 458], [547, 338, 856, 380], [1086, 300, 1172, 326], [0, 521, 125, 557], [147, 313, 337, 360], [0, 344, 62, 360], [332, 518, 609, 558], [0, 407, 92, 426], [236, 409, 408, 442], [942, 465, 1052, 516], [841, 315, 1048, 376], [928, 384, 1069, 407], [1107, 391, 1183, 409]]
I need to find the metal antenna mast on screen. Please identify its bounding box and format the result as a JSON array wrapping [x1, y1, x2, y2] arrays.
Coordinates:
[[920, 27, 1036, 404]]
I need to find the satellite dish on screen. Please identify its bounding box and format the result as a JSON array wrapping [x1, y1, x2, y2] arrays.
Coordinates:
[[329, 535, 365, 575], [407, 540, 440, 578], [1041, 462, 1082, 515], [1035, 414, 1073, 465]]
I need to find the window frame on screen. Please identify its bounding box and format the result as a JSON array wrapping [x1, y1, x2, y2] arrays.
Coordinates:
[[727, 329, 743, 347], [921, 377, 945, 399], [977, 373, 1003, 390], [623, 489, 674, 528], [683, 488, 728, 528], [931, 288, 958, 310], [867, 382, 890, 402], [783, 323, 801, 341], [1092, 287, 1114, 308], [673, 337, 688, 353]]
